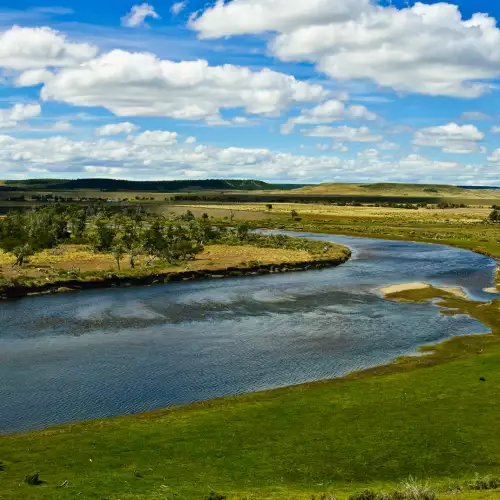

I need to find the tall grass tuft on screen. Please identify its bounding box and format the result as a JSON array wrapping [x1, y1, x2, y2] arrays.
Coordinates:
[[349, 477, 437, 500], [395, 476, 437, 499], [468, 473, 500, 490]]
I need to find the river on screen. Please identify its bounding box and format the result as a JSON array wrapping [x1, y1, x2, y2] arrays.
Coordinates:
[[0, 232, 498, 434]]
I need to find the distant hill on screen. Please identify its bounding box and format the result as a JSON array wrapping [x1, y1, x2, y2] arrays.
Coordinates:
[[3, 178, 309, 192], [292, 182, 500, 199]]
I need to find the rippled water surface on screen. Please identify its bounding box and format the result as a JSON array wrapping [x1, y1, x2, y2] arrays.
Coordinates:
[[0, 233, 497, 433]]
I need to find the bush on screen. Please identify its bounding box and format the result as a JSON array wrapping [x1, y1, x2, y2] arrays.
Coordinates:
[[348, 478, 437, 500], [204, 492, 226, 500], [349, 491, 377, 500], [468, 473, 500, 490], [24, 472, 43, 485], [392, 478, 436, 499]]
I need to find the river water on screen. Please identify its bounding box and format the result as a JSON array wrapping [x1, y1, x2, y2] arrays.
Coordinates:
[[0, 233, 497, 434]]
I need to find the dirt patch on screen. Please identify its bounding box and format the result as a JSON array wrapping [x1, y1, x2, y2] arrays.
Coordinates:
[[379, 282, 430, 295]]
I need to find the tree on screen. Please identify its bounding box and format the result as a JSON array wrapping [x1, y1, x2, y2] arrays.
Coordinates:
[[67, 207, 87, 238], [235, 221, 250, 241], [87, 221, 116, 253], [188, 218, 213, 246], [111, 244, 125, 270], [128, 245, 142, 269], [172, 239, 203, 261], [291, 209, 299, 218], [143, 218, 167, 261], [266, 204, 273, 211], [490, 209, 500, 223], [13, 243, 33, 266], [179, 210, 195, 222]]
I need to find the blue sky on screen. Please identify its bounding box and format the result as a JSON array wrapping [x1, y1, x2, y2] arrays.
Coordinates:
[[0, 0, 500, 184]]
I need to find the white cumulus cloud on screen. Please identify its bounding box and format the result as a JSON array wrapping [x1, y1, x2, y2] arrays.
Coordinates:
[[171, 1, 187, 15], [413, 123, 485, 154], [191, 1, 500, 98], [121, 3, 160, 27], [0, 26, 97, 70], [190, 0, 369, 38], [0, 103, 41, 128], [37, 49, 326, 120], [132, 130, 178, 146], [281, 99, 376, 134], [96, 122, 139, 136], [358, 148, 380, 158], [0, 132, 496, 185], [302, 125, 383, 143], [487, 149, 500, 162]]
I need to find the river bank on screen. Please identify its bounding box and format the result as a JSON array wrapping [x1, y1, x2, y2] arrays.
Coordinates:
[[259, 219, 500, 291], [0, 237, 351, 299], [0, 254, 350, 299]]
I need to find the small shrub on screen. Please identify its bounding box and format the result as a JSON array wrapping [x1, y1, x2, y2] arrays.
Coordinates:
[[315, 494, 337, 500], [444, 480, 462, 494], [24, 472, 43, 485], [468, 473, 500, 490], [349, 491, 377, 500], [397, 476, 437, 499], [204, 492, 226, 500], [246, 260, 261, 267]]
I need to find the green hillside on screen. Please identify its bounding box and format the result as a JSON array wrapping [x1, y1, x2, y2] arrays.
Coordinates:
[[3, 178, 309, 192], [293, 182, 500, 198]]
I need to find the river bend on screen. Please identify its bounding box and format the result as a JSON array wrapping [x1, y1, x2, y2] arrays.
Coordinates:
[[0, 233, 497, 433]]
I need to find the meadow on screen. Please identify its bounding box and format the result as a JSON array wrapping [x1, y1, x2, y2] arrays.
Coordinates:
[[0, 243, 314, 280], [171, 202, 491, 223], [1, 192, 500, 499], [1, 285, 500, 500]]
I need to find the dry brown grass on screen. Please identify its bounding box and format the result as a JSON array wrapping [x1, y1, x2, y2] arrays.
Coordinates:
[[174, 203, 490, 223], [0, 243, 312, 281], [291, 182, 500, 199]]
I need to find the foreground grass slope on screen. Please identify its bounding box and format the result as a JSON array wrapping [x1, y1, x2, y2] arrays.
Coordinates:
[[1, 289, 500, 499]]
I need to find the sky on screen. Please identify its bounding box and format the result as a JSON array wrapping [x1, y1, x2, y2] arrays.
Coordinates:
[[1, 1, 500, 184]]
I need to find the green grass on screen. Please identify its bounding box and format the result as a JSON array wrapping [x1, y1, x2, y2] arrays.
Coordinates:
[[257, 216, 500, 261], [1, 208, 500, 499], [1, 289, 500, 499]]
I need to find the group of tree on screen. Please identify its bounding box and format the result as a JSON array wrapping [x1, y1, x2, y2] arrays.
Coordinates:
[[0, 204, 255, 269]]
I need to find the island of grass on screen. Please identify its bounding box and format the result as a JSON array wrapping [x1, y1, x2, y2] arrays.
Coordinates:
[[0, 206, 350, 298]]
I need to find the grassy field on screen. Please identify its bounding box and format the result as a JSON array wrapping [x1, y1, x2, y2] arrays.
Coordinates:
[[0, 231, 351, 299], [1, 286, 500, 499], [171, 203, 500, 269], [291, 182, 500, 199], [0, 243, 314, 279], [173, 203, 492, 223], [1, 201, 500, 499]]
